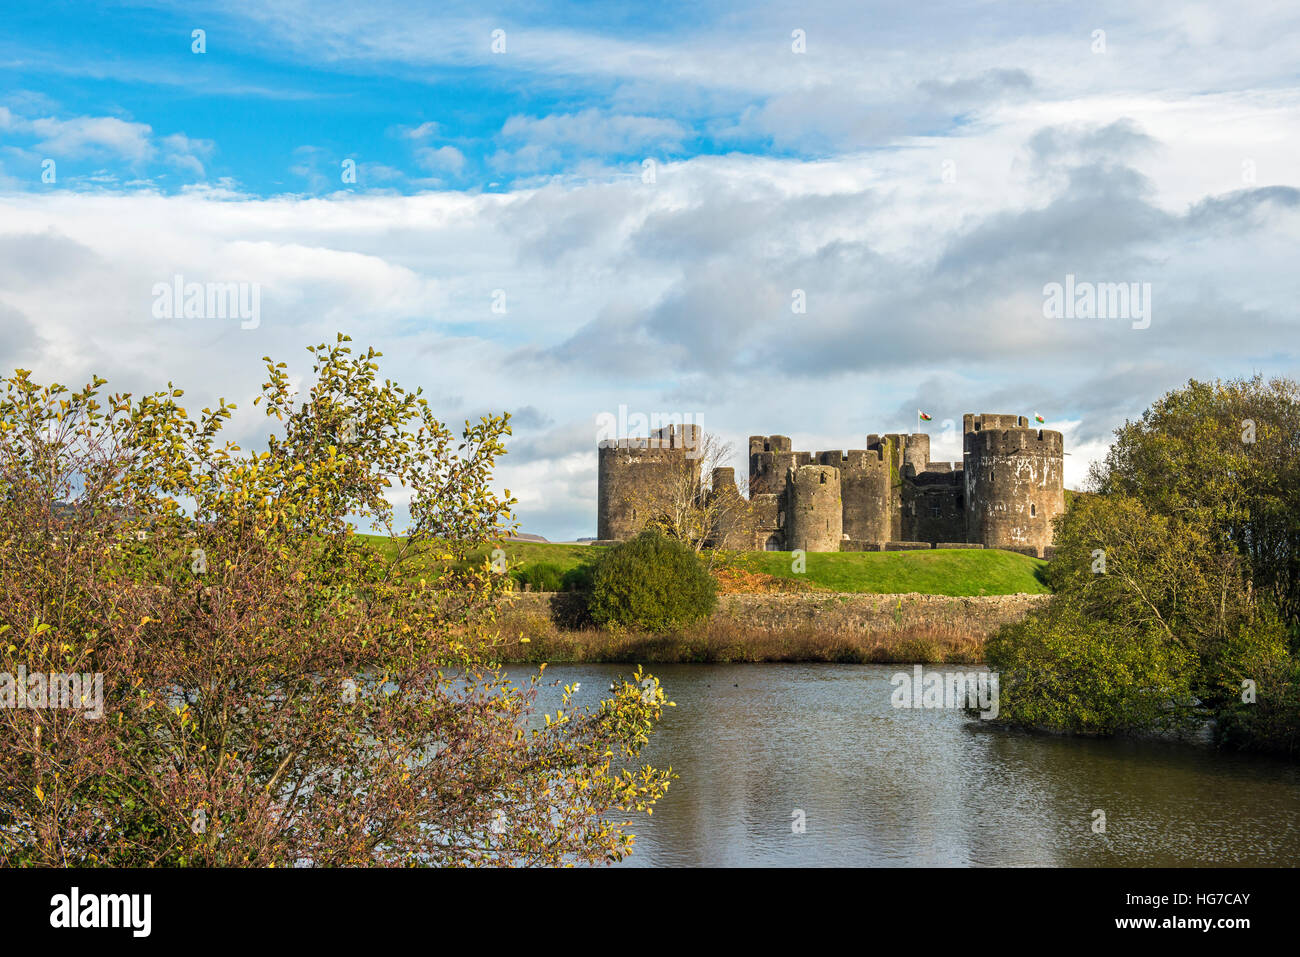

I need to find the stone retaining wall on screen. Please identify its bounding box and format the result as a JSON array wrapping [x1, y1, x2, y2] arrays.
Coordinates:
[[501, 590, 1048, 637]]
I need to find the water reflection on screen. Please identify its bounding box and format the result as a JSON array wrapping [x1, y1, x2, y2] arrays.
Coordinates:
[[510, 662, 1300, 867]]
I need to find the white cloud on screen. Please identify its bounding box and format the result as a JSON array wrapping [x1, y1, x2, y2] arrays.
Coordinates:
[[24, 114, 155, 163], [500, 109, 686, 153], [415, 145, 466, 175]]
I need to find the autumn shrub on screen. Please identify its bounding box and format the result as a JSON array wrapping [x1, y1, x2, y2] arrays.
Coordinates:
[[0, 336, 672, 867]]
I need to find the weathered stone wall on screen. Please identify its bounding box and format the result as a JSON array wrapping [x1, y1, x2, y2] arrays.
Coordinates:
[[748, 492, 783, 550], [596, 424, 702, 541], [821, 449, 891, 544], [597, 443, 679, 541], [786, 464, 842, 552], [865, 433, 928, 542], [503, 590, 1048, 638], [750, 435, 810, 496], [601, 414, 1065, 556], [901, 432, 930, 476], [902, 463, 966, 544], [711, 592, 1047, 635]]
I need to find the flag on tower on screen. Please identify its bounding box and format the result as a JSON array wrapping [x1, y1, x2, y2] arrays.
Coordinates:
[[918, 410, 932, 422], [1034, 413, 1045, 423]]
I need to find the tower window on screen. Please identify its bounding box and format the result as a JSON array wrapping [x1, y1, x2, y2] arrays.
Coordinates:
[[1031, 503, 1036, 517]]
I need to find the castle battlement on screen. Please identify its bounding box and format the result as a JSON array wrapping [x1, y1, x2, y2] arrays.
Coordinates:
[[965, 427, 1064, 455]]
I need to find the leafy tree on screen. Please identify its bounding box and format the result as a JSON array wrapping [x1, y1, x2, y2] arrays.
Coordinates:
[[1092, 375, 1300, 629], [0, 335, 672, 866], [986, 605, 1197, 735], [1213, 621, 1300, 756], [588, 530, 717, 632], [989, 376, 1300, 749], [1044, 493, 1252, 703]]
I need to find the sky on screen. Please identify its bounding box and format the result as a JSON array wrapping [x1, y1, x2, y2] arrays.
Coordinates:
[[1, 0, 1298, 540]]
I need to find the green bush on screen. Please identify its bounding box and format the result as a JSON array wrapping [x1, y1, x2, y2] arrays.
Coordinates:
[[1212, 622, 1300, 755], [588, 530, 717, 632], [513, 561, 564, 592], [560, 561, 597, 593], [986, 604, 1198, 736]]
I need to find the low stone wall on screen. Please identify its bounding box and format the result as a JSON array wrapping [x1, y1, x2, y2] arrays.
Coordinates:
[[501, 590, 1048, 638], [710, 592, 1047, 635], [823, 541, 1049, 557]]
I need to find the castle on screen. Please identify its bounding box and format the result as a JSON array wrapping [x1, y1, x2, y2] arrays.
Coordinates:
[[596, 414, 1065, 558]]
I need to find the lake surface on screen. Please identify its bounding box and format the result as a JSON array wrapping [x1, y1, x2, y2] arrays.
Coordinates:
[[515, 663, 1300, 867]]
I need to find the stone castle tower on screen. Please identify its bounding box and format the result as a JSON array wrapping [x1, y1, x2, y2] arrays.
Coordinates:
[[595, 414, 1065, 558], [962, 414, 1064, 556], [597, 423, 702, 542]]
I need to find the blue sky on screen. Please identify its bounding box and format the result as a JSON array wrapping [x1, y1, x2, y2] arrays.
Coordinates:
[[2, 1, 1299, 538], [2, 0, 781, 194]]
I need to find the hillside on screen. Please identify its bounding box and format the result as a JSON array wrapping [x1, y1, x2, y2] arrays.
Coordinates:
[[358, 536, 1049, 597]]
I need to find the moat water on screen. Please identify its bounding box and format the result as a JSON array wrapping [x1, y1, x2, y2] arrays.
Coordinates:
[[516, 662, 1300, 867]]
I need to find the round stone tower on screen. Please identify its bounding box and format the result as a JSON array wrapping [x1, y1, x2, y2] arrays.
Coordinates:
[[963, 414, 1064, 556], [819, 449, 890, 544], [597, 439, 677, 541], [786, 464, 843, 552]]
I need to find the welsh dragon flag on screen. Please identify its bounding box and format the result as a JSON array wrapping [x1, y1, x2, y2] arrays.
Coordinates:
[[1034, 413, 1045, 423], [918, 410, 932, 422]]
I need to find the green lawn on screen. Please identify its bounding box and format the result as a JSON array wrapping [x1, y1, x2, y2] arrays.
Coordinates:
[[739, 548, 1049, 596], [356, 536, 1048, 596], [357, 536, 602, 571]]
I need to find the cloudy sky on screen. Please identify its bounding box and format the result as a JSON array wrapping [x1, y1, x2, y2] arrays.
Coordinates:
[[2, 1, 1298, 539]]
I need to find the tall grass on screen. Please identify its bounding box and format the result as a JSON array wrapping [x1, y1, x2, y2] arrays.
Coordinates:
[[490, 611, 984, 664]]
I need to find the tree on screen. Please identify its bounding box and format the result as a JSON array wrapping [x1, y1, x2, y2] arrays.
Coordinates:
[[624, 430, 751, 562], [988, 377, 1300, 748], [986, 604, 1197, 736], [1091, 375, 1300, 629], [1045, 493, 1253, 691], [0, 335, 672, 867]]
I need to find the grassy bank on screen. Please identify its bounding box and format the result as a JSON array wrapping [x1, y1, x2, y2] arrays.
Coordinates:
[[738, 548, 1048, 596], [359, 536, 1049, 597]]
